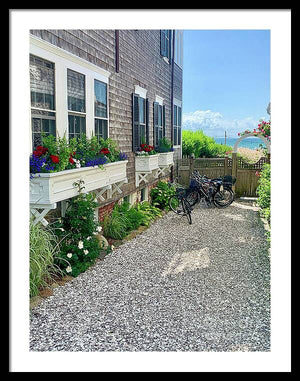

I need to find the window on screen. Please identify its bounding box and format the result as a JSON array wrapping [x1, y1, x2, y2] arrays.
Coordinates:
[[160, 30, 172, 61], [67, 69, 86, 140], [94, 79, 108, 139], [153, 101, 165, 149], [30, 54, 56, 148], [132, 92, 149, 151], [140, 187, 148, 202], [174, 30, 183, 68], [30, 36, 111, 151], [173, 103, 182, 146]]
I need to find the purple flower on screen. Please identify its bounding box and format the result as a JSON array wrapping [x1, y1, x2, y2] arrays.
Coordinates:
[[30, 155, 54, 179], [85, 156, 108, 167], [119, 152, 128, 161]]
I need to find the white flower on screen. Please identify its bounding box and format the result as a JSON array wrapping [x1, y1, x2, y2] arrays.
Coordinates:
[[67, 253, 72, 258], [78, 241, 84, 249], [66, 265, 72, 273], [97, 226, 102, 232], [83, 249, 89, 255], [111, 245, 115, 251], [87, 236, 91, 241]]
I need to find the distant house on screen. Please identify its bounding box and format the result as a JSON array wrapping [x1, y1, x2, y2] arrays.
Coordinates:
[[29, 29, 183, 220]]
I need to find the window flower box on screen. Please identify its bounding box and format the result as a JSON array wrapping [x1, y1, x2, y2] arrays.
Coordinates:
[[30, 160, 128, 205], [135, 154, 159, 172], [158, 151, 174, 166]]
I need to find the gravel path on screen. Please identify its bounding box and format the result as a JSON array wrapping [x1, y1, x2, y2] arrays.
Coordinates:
[[30, 199, 270, 352]]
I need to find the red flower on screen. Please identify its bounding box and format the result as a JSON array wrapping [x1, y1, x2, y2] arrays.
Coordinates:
[[33, 150, 43, 157], [50, 155, 60, 164], [69, 157, 75, 164], [100, 148, 110, 155], [33, 146, 48, 157]]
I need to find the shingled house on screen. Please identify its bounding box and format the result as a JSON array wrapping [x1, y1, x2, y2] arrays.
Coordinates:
[[29, 29, 183, 222]]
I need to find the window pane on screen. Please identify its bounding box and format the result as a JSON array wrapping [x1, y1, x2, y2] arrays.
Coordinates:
[[178, 106, 182, 126], [95, 119, 108, 140], [140, 124, 146, 145], [68, 115, 86, 140], [94, 80, 107, 118], [31, 114, 56, 149], [173, 126, 178, 145], [30, 55, 55, 111], [139, 98, 145, 124], [174, 105, 178, 126], [158, 127, 163, 142], [158, 105, 162, 127], [67, 69, 85, 112]]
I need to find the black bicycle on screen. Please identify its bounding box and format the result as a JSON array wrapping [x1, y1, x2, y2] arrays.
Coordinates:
[[186, 171, 236, 208], [168, 186, 193, 225]]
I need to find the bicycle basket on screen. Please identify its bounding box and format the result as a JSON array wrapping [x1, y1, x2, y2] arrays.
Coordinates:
[[189, 179, 199, 189]]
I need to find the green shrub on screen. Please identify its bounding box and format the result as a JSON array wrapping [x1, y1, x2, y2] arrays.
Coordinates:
[[102, 207, 130, 240], [53, 190, 103, 277], [30, 220, 62, 297], [102, 200, 163, 239], [182, 130, 231, 158], [256, 163, 271, 224], [133, 201, 163, 226], [150, 181, 176, 210]]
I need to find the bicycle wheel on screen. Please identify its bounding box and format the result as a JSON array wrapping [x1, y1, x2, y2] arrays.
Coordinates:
[[213, 187, 234, 208], [185, 189, 199, 207], [169, 195, 183, 214], [182, 198, 192, 224]]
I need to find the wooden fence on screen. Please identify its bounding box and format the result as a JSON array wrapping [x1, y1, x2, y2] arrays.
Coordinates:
[[175, 155, 270, 197]]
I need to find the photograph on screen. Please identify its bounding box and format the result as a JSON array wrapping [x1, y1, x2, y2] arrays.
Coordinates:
[[9, 8, 292, 373]]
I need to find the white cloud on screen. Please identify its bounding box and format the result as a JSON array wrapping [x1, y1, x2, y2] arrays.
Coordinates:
[[182, 110, 266, 138]]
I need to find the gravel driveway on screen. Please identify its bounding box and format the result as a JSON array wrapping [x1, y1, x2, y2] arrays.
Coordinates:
[[30, 199, 270, 352]]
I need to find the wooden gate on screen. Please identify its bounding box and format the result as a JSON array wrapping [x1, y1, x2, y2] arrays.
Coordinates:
[[175, 155, 269, 197]]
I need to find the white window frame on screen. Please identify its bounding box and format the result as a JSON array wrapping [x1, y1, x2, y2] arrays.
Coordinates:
[[29, 35, 111, 152], [173, 98, 182, 149]]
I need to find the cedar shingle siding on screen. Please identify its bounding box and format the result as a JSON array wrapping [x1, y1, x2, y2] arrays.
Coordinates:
[[30, 29, 183, 197]]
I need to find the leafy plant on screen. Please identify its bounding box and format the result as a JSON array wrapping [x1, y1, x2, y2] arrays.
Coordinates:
[[102, 200, 163, 239], [150, 181, 176, 210], [256, 163, 271, 225], [53, 188, 103, 277], [133, 201, 163, 226], [102, 209, 129, 240], [30, 134, 125, 176], [157, 137, 173, 153], [29, 220, 63, 297]]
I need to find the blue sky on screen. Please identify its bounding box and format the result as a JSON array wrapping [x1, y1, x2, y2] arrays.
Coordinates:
[[182, 29, 270, 138]]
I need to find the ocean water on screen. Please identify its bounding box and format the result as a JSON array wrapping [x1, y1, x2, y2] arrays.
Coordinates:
[[214, 137, 266, 150]]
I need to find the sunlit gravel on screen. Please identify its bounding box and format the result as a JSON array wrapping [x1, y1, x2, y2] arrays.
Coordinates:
[[30, 199, 270, 352]]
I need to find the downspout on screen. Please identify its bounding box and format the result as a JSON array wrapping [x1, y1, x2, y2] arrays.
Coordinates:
[[170, 30, 175, 181], [115, 30, 119, 73]]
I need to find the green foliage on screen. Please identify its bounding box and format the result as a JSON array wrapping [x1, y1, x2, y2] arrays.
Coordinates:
[[30, 220, 62, 297], [157, 137, 173, 153], [53, 191, 103, 277], [102, 200, 163, 240], [182, 130, 232, 158], [102, 208, 130, 240], [133, 201, 163, 226], [256, 163, 271, 224], [150, 181, 176, 210]]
